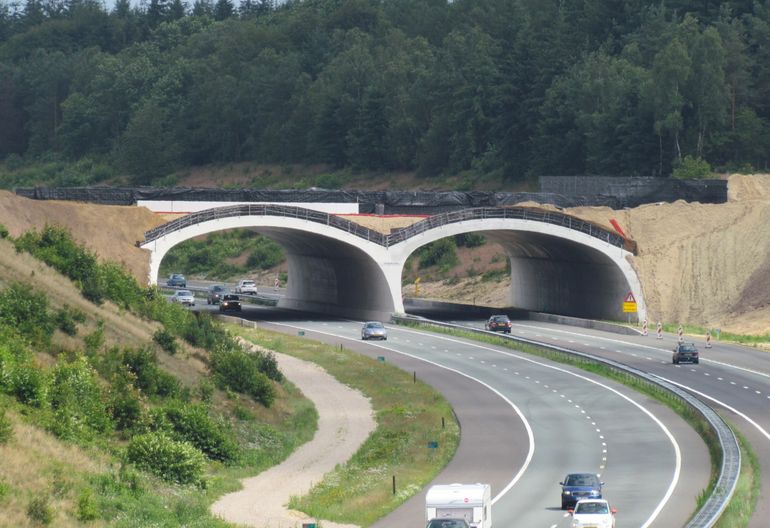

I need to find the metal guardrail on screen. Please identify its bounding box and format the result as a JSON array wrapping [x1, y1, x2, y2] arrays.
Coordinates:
[[143, 204, 636, 253], [391, 315, 740, 528]]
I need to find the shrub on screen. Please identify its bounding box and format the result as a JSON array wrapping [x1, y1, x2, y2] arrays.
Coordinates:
[[0, 282, 54, 346], [153, 329, 178, 355], [197, 379, 214, 404], [417, 238, 458, 270], [246, 237, 284, 270], [27, 494, 54, 525], [11, 362, 48, 407], [153, 402, 239, 462], [122, 347, 179, 398], [209, 343, 276, 406], [83, 322, 105, 356], [0, 408, 13, 443], [55, 305, 82, 336], [0, 224, 8, 239], [76, 488, 98, 521], [455, 233, 485, 247], [672, 155, 714, 179], [47, 356, 112, 440], [126, 432, 205, 485], [108, 374, 144, 432]]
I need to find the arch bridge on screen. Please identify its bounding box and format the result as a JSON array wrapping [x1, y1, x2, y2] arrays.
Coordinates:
[[141, 204, 644, 322]]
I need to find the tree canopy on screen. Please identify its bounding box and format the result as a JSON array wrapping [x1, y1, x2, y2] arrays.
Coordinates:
[[1, 0, 769, 185]]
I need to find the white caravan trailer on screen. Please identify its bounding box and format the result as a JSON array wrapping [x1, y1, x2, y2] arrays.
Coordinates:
[[425, 483, 492, 528]]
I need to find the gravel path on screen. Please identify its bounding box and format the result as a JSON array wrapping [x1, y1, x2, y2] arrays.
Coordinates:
[[211, 342, 376, 528]]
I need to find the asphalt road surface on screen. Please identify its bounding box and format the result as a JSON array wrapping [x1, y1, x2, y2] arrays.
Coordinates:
[[201, 303, 711, 528]]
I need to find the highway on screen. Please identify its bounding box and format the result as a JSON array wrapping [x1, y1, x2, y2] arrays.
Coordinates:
[[195, 301, 711, 527]]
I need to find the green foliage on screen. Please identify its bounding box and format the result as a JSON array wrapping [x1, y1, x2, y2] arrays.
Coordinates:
[[160, 230, 285, 279], [151, 401, 239, 463], [47, 355, 113, 440], [121, 348, 179, 399], [0, 282, 54, 346], [54, 305, 84, 336], [108, 374, 144, 432], [27, 494, 54, 525], [672, 155, 714, 179], [76, 487, 98, 521], [9, 362, 48, 407], [0, 407, 13, 443], [153, 329, 178, 355], [197, 379, 214, 404], [416, 238, 458, 270], [126, 432, 206, 485], [83, 322, 105, 356], [0, 224, 8, 239], [455, 233, 485, 248], [209, 343, 276, 406]]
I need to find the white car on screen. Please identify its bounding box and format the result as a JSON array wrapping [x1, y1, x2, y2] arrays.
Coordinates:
[[570, 499, 616, 528], [170, 290, 195, 306], [235, 279, 258, 295]]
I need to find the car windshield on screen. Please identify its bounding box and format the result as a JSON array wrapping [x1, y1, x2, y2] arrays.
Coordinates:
[[565, 474, 599, 487], [211, 286, 224, 291], [171, 274, 183, 279], [492, 316, 509, 322], [575, 502, 609, 514], [223, 295, 239, 300], [427, 521, 468, 528], [679, 344, 697, 352], [177, 290, 192, 296], [366, 322, 384, 329], [242, 281, 255, 285]]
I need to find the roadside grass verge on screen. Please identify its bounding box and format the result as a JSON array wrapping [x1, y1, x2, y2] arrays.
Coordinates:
[[396, 320, 755, 527], [659, 322, 770, 349], [231, 326, 460, 526], [714, 428, 760, 527]]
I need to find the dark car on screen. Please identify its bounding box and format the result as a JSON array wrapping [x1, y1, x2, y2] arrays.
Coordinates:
[[166, 273, 186, 288], [207, 284, 227, 305], [484, 314, 512, 334], [673, 342, 699, 364], [219, 294, 242, 312], [560, 473, 603, 510]]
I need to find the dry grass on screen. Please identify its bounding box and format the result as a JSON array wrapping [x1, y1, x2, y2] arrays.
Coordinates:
[[0, 409, 109, 528]]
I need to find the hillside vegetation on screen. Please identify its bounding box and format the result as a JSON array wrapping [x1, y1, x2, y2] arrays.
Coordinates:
[[2, 0, 770, 188]]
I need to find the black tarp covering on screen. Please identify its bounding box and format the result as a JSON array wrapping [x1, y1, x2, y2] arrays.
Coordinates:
[[14, 177, 727, 211]]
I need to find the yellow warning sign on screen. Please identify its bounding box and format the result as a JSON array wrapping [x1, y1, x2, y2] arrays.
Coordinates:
[[623, 291, 637, 313]]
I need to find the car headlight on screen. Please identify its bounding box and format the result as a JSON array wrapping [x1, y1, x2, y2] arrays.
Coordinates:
[[563, 491, 571, 495]]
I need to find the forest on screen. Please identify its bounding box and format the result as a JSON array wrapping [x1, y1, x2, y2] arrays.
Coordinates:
[[1, 0, 769, 187]]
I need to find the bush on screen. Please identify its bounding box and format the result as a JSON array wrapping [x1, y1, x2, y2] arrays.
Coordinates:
[[55, 305, 83, 336], [672, 155, 714, 179], [209, 343, 276, 406], [122, 347, 179, 398], [455, 233, 486, 248], [417, 238, 458, 270], [47, 356, 112, 440], [76, 488, 98, 521], [11, 362, 48, 407], [0, 282, 54, 346], [0, 223, 8, 239], [152, 402, 239, 462], [153, 329, 178, 355], [108, 377, 144, 432], [0, 408, 13, 443], [27, 494, 54, 525], [126, 432, 205, 485]]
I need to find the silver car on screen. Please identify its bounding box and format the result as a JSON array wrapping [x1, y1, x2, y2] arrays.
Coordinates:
[[361, 321, 387, 340], [171, 289, 195, 306]]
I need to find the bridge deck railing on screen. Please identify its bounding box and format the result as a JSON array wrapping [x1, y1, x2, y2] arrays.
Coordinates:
[[143, 204, 635, 253]]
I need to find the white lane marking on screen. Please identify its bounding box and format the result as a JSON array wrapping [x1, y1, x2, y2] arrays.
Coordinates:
[[266, 321, 536, 507], [393, 332, 681, 526], [512, 322, 770, 380], [653, 373, 770, 443]]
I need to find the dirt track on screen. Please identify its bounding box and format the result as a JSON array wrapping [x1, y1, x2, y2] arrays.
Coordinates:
[[211, 340, 375, 528]]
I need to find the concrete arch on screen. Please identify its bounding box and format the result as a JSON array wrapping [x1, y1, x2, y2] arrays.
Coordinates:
[[140, 205, 645, 322], [141, 215, 401, 320], [388, 218, 645, 322]]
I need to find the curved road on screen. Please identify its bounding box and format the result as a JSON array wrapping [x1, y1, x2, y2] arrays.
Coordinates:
[[208, 304, 710, 527]]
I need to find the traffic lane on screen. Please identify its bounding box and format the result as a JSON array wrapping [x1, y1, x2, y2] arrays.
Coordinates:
[[285, 321, 694, 528], [252, 318, 529, 528], [391, 330, 696, 528], [492, 321, 768, 528]]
